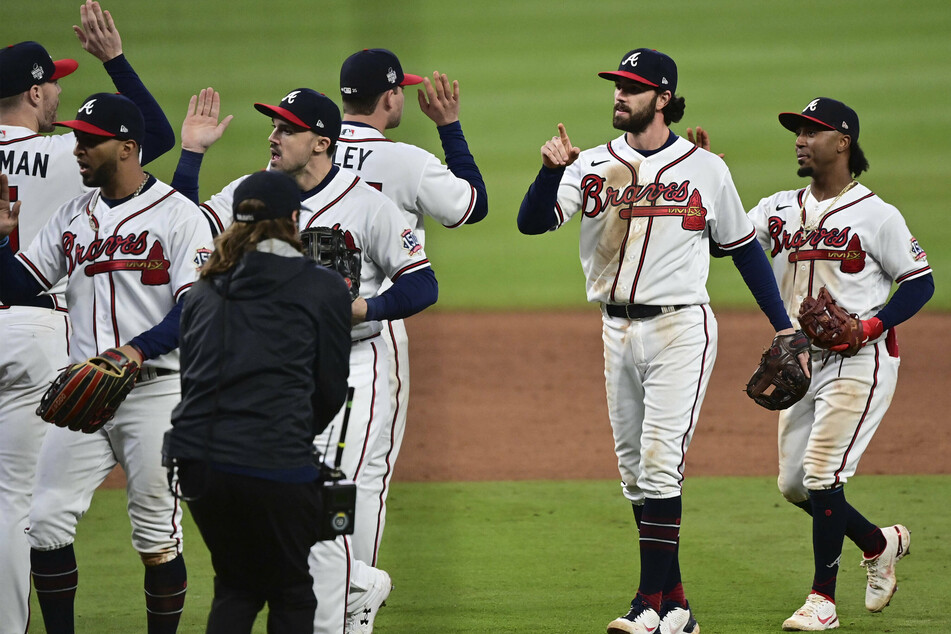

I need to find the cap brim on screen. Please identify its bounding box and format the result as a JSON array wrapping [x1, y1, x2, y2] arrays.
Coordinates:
[[254, 103, 312, 131], [597, 70, 660, 88], [400, 73, 424, 86], [53, 120, 116, 137], [778, 112, 837, 134], [51, 59, 78, 81]]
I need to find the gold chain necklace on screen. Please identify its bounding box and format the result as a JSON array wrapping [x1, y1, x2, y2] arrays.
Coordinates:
[[87, 172, 150, 232], [801, 180, 856, 233]]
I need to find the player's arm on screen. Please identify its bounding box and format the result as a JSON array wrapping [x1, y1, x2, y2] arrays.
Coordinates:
[[311, 269, 353, 432], [359, 267, 438, 324], [518, 124, 580, 235], [417, 72, 488, 224], [74, 1, 175, 164]]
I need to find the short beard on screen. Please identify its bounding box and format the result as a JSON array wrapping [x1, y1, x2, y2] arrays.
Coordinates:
[[797, 166, 814, 178], [613, 93, 658, 135], [82, 156, 119, 189]]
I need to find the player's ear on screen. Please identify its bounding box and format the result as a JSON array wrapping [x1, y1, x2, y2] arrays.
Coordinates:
[[118, 139, 138, 160], [656, 90, 672, 110], [26, 84, 43, 107], [837, 134, 852, 154]]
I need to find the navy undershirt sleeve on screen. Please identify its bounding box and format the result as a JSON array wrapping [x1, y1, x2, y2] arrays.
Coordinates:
[[364, 267, 438, 322], [875, 273, 934, 329], [729, 240, 793, 331], [517, 165, 564, 235], [171, 150, 204, 205], [128, 298, 184, 360], [104, 54, 174, 165], [0, 242, 45, 303], [437, 121, 488, 224]]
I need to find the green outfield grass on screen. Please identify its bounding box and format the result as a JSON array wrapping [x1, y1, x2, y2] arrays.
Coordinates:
[[27, 475, 951, 632], [5, 0, 949, 310]]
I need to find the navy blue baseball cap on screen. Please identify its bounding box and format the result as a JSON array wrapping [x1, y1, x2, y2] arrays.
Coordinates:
[[339, 48, 423, 97], [255, 88, 341, 141], [54, 92, 144, 144], [599, 48, 677, 93], [779, 97, 860, 141], [233, 170, 306, 222], [0, 41, 78, 98]]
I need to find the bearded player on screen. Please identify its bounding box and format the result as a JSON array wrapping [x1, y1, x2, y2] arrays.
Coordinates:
[[518, 48, 804, 634], [743, 98, 933, 630], [0, 3, 174, 631]]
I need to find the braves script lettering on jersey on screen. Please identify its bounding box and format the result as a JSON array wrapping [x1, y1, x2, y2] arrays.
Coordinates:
[[199, 166, 429, 634], [554, 134, 755, 306]]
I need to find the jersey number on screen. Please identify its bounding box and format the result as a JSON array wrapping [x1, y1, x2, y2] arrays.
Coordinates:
[[8, 185, 19, 253]]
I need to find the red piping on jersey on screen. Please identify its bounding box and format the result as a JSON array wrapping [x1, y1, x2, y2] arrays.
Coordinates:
[[342, 537, 353, 633], [15, 253, 54, 288], [810, 192, 875, 231], [338, 136, 396, 144], [0, 133, 43, 145], [896, 266, 931, 284], [174, 282, 194, 301], [832, 343, 881, 485], [678, 305, 711, 486], [303, 175, 362, 225], [391, 260, 430, 281], [443, 185, 477, 228], [624, 143, 699, 304], [351, 340, 381, 481], [200, 203, 225, 234], [554, 201, 566, 226], [606, 141, 638, 302], [718, 228, 756, 250]]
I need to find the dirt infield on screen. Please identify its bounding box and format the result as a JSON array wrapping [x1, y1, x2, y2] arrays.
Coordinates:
[[396, 310, 950, 482], [102, 310, 948, 489]]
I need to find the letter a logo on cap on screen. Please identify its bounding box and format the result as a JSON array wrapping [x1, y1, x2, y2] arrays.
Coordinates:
[[622, 52, 641, 67], [80, 99, 97, 115], [284, 90, 301, 103], [806, 98, 820, 112]]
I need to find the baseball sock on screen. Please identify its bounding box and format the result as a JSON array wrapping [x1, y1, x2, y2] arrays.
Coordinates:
[[809, 487, 847, 600], [31, 545, 78, 634], [636, 496, 681, 612], [144, 554, 187, 634], [793, 497, 886, 557]]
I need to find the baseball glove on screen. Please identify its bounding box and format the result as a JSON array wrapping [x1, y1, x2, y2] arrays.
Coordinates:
[[300, 227, 361, 300], [798, 287, 864, 357], [36, 348, 141, 434], [746, 330, 811, 410]]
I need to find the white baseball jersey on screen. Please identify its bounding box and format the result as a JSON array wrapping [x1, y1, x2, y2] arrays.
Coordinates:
[[748, 182, 931, 326], [334, 123, 478, 245], [0, 126, 85, 304], [553, 134, 756, 306], [201, 168, 431, 341], [17, 179, 213, 367]]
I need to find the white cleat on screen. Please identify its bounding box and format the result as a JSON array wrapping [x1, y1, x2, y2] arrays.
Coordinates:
[[861, 524, 910, 612], [782, 593, 839, 631], [345, 568, 392, 634], [607, 597, 661, 634], [658, 600, 700, 634]]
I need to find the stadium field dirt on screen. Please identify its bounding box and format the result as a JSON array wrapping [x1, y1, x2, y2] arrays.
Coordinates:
[[103, 311, 949, 488]]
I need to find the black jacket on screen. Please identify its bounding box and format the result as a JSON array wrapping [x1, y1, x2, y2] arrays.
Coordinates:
[[167, 247, 351, 470]]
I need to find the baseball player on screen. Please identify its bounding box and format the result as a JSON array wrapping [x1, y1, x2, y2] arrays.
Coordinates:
[[0, 93, 211, 634], [334, 46, 487, 594], [517, 48, 803, 634], [170, 87, 437, 634], [744, 98, 934, 630], [0, 4, 174, 631]]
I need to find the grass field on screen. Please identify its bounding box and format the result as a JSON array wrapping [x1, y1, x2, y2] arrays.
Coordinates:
[[4, 0, 949, 309], [28, 475, 951, 632]]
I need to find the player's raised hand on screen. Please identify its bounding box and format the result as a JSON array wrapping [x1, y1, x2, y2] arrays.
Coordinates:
[[181, 88, 233, 154], [0, 174, 22, 239], [541, 123, 581, 169], [73, 1, 123, 63], [417, 72, 460, 127], [686, 126, 725, 159]]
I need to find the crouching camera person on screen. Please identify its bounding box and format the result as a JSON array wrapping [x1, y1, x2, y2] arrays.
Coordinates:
[[163, 171, 352, 633]]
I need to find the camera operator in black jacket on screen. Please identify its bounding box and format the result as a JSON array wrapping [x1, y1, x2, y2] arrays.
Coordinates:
[[165, 170, 352, 634]]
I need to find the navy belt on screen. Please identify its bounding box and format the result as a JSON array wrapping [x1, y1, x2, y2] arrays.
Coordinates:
[[604, 304, 689, 320]]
